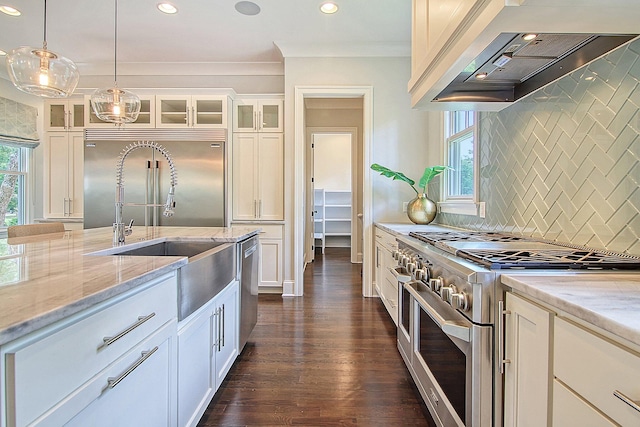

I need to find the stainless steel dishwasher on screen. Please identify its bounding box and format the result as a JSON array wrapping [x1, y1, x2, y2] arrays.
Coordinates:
[[238, 235, 259, 352]]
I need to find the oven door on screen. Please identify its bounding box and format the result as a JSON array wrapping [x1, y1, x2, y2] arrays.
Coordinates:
[[406, 281, 493, 427], [391, 266, 412, 363]]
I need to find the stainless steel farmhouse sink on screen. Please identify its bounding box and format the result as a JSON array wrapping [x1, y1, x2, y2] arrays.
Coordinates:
[[91, 240, 236, 320]]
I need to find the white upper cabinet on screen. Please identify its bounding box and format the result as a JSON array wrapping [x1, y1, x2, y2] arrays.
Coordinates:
[[44, 98, 85, 131], [85, 95, 155, 128], [409, 0, 640, 111], [156, 95, 227, 128], [233, 99, 283, 132]]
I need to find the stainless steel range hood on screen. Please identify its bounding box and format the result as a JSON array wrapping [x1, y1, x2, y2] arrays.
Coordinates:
[[434, 33, 637, 104]]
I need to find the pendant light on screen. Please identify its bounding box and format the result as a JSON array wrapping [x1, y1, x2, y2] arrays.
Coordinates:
[[5, 0, 80, 98], [90, 0, 140, 125]]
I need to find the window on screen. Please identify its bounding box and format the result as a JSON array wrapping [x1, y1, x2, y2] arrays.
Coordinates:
[[0, 144, 28, 228], [441, 111, 479, 215]]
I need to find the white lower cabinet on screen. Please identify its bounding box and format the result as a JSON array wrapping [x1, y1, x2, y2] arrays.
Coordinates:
[[177, 280, 239, 427], [374, 226, 398, 325], [502, 291, 640, 427], [0, 273, 178, 427], [65, 322, 177, 427], [503, 292, 553, 427]]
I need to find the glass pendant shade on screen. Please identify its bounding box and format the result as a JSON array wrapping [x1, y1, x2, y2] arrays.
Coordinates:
[[6, 45, 79, 98], [90, 0, 140, 125], [91, 86, 141, 124]]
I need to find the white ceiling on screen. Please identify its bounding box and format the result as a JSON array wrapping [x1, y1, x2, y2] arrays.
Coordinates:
[[0, 0, 411, 85]]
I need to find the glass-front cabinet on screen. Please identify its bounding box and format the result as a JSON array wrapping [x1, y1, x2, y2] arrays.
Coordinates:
[[233, 99, 283, 132], [155, 95, 226, 128], [85, 95, 155, 128], [44, 98, 85, 131]]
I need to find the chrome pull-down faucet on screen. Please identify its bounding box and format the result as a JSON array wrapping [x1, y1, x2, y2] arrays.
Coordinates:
[[114, 141, 178, 245]]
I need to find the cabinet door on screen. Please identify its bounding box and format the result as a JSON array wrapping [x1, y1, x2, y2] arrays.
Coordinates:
[[69, 133, 84, 217], [214, 282, 239, 388], [86, 96, 155, 128], [233, 100, 257, 131], [232, 133, 259, 220], [45, 133, 70, 218], [44, 133, 83, 218], [178, 304, 215, 427], [259, 238, 282, 289], [44, 99, 84, 131], [504, 292, 553, 427], [156, 96, 189, 128], [258, 100, 283, 132], [192, 96, 226, 128], [256, 133, 284, 220]]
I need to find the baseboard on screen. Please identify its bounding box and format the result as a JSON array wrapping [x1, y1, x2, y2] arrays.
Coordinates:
[[282, 280, 296, 297]]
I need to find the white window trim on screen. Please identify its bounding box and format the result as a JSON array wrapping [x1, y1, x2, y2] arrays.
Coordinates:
[[438, 111, 481, 217]]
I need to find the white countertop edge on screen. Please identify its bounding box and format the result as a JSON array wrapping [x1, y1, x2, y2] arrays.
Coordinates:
[[501, 274, 640, 349]]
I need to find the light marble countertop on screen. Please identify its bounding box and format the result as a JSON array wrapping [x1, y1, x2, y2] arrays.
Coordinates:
[[0, 226, 259, 346], [501, 273, 640, 348]]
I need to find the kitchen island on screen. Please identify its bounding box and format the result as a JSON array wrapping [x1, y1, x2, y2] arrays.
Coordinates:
[[0, 226, 259, 427]]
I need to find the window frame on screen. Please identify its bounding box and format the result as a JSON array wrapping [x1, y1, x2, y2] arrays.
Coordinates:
[[0, 144, 31, 233], [439, 111, 481, 216]]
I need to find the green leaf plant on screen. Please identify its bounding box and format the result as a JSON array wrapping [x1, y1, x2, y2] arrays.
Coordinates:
[[370, 163, 449, 196]]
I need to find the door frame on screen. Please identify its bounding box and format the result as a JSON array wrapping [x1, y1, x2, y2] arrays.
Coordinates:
[[306, 128, 359, 264], [293, 86, 374, 297]]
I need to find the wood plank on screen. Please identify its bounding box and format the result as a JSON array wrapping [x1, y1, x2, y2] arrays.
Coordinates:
[[197, 248, 435, 426]]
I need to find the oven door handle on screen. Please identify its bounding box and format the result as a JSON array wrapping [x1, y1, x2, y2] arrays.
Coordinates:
[[389, 266, 411, 283], [404, 282, 471, 343]]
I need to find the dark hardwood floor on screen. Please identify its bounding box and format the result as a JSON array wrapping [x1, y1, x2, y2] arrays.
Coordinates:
[[197, 248, 433, 426]]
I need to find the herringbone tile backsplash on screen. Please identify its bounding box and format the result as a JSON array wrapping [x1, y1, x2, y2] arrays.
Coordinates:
[[436, 38, 640, 255]]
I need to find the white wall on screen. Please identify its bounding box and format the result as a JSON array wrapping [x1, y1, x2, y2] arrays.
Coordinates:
[[313, 134, 351, 191], [282, 56, 432, 291]]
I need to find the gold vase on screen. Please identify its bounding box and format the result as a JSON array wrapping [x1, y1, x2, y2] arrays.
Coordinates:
[[407, 193, 437, 225]]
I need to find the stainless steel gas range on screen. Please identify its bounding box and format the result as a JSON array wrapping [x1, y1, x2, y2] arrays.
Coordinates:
[[392, 231, 640, 427]]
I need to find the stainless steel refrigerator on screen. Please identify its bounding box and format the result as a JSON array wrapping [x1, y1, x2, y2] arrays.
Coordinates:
[[83, 129, 226, 229]]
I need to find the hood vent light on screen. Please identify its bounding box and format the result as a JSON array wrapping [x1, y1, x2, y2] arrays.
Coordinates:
[[434, 33, 638, 104]]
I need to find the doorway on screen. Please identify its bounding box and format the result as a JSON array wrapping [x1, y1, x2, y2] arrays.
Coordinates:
[[307, 130, 359, 264], [294, 86, 373, 298]]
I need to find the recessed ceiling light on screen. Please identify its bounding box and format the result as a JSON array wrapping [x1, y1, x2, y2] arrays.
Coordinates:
[[320, 2, 338, 14], [475, 72, 488, 80], [157, 2, 178, 14], [522, 33, 538, 41], [0, 5, 21, 16], [0, 49, 6, 56], [235, 1, 260, 16]]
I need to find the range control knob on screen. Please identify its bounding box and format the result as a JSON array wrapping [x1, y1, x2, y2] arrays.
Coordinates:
[[440, 285, 457, 302], [392, 250, 400, 260], [414, 268, 427, 281], [429, 277, 443, 292], [407, 262, 417, 273], [450, 292, 470, 311]]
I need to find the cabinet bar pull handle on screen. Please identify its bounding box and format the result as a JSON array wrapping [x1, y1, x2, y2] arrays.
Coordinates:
[[613, 390, 640, 413], [221, 303, 225, 348], [498, 300, 511, 374], [107, 346, 158, 389], [100, 313, 156, 349]]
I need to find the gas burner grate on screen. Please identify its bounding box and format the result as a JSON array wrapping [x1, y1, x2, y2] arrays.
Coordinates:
[[456, 248, 640, 270], [409, 231, 533, 244]]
